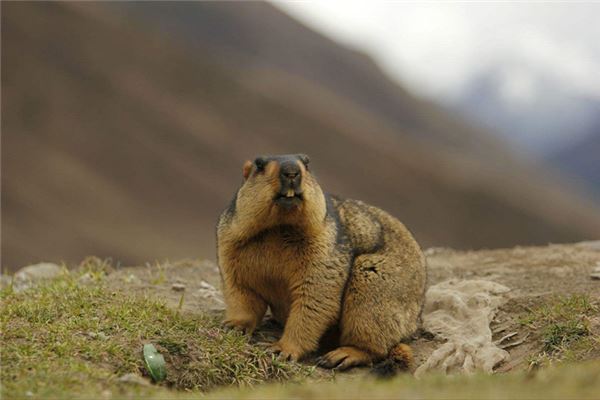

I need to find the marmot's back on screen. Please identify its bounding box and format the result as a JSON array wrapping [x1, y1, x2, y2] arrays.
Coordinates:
[[334, 196, 425, 262]]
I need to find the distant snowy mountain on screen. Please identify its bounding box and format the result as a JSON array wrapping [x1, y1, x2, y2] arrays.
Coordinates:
[[453, 60, 600, 196], [550, 116, 600, 199], [455, 62, 600, 156]]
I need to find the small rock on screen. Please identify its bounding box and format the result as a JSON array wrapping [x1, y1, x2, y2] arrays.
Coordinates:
[[198, 280, 215, 290], [171, 283, 186, 292], [15, 262, 62, 281], [591, 265, 600, 280], [117, 373, 150, 386], [13, 262, 62, 292], [25, 391, 33, 397]]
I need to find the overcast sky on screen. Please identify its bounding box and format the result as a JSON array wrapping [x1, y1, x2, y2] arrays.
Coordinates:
[[275, 1, 600, 103]]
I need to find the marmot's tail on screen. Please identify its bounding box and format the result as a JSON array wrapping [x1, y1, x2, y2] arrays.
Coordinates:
[[371, 343, 414, 378]]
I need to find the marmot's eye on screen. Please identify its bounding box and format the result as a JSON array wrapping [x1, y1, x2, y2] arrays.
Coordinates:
[[298, 154, 310, 167], [254, 157, 267, 171]]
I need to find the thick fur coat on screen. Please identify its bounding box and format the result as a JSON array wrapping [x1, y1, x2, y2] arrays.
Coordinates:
[[216, 154, 426, 370]]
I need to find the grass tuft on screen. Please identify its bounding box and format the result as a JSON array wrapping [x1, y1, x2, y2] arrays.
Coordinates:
[[542, 320, 589, 352], [520, 294, 599, 365]]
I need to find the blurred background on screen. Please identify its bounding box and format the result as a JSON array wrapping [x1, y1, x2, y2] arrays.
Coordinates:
[[2, 1, 600, 271]]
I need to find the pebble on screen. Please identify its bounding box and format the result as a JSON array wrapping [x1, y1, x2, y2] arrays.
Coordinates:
[[171, 283, 186, 292], [591, 265, 600, 280], [199, 280, 216, 290], [14, 262, 62, 281], [13, 263, 62, 292]]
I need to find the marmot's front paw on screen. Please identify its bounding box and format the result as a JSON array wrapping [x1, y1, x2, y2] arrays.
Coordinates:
[[268, 340, 305, 361], [223, 317, 257, 335]]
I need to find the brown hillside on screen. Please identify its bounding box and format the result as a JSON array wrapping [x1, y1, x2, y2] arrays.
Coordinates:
[[113, 1, 508, 157], [2, 2, 600, 269]]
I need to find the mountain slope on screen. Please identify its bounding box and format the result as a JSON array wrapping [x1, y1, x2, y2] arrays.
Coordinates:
[[456, 64, 600, 155], [2, 2, 600, 269], [112, 1, 510, 159]]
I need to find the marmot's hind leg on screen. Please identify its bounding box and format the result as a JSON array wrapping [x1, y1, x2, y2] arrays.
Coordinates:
[[319, 253, 419, 369]]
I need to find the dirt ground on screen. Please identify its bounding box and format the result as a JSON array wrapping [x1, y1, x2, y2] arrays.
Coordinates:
[[105, 241, 600, 374]]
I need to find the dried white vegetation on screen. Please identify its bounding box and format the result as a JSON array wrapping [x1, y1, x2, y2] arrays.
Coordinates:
[[415, 279, 511, 377]]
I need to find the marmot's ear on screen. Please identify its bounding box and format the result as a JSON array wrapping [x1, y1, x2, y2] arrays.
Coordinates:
[[298, 154, 310, 167], [242, 160, 253, 180]]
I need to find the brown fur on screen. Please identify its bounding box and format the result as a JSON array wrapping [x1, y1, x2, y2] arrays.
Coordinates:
[[216, 154, 426, 370]]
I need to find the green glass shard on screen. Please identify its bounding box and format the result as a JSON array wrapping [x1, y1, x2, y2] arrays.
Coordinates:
[[143, 343, 166, 382]]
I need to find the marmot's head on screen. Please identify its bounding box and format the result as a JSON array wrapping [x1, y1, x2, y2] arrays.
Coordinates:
[[235, 154, 326, 230]]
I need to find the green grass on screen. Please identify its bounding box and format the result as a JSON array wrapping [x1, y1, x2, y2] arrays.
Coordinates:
[[520, 294, 599, 366], [0, 265, 313, 399]]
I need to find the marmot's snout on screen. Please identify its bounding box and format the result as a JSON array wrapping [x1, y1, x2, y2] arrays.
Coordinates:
[[241, 154, 311, 210], [275, 159, 304, 209]]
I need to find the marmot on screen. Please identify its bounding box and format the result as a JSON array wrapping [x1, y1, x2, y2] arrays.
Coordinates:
[[216, 154, 426, 371]]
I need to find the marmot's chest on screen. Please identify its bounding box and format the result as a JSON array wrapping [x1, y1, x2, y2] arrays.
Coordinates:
[[231, 230, 318, 321], [234, 228, 314, 284]]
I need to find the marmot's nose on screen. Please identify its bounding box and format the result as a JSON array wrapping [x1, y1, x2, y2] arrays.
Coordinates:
[[280, 161, 300, 180]]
